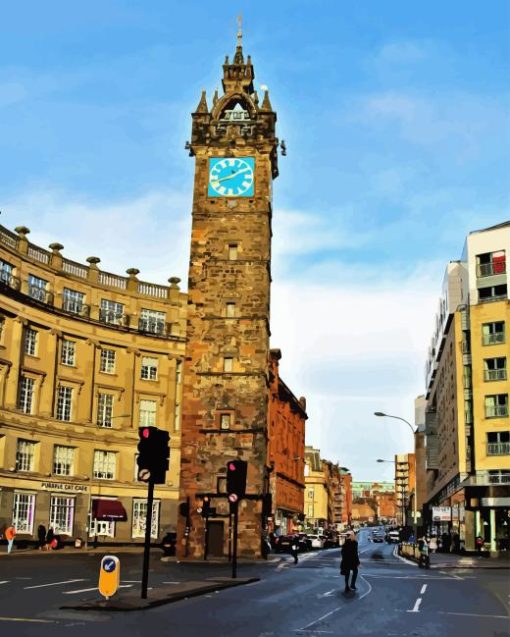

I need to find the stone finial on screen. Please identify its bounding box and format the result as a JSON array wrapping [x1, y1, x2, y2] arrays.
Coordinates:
[[14, 226, 30, 236], [261, 90, 272, 111], [86, 256, 101, 268], [195, 90, 209, 114], [168, 277, 181, 289], [213, 87, 219, 106], [126, 268, 140, 278], [49, 242, 64, 253], [299, 396, 307, 412]]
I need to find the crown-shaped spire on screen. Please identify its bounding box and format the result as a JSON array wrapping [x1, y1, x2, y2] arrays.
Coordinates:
[[222, 16, 254, 95]]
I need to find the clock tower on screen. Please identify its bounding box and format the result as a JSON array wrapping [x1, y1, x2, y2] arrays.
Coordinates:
[[177, 30, 279, 559]]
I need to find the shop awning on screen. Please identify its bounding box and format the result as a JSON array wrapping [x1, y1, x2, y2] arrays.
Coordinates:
[[92, 499, 127, 521]]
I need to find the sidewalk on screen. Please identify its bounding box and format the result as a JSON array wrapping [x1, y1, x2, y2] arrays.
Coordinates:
[[429, 551, 510, 570], [61, 576, 261, 611]]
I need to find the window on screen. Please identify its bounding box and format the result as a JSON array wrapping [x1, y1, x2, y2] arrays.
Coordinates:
[[53, 445, 75, 476], [220, 413, 231, 430], [132, 499, 160, 539], [100, 299, 125, 325], [24, 328, 38, 356], [12, 493, 35, 534], [97, 393, 114, 428], [223, 357, 233, 372], [487, 431, 510, 455], [226, 302, 236, 318], [18, 376, 35, 414], [228, 244, 238, 260], [484, 358, 507, 382], [88, 512, 115, 538], [49, 496, 75, 535], [61, 339, 76, 366], [56, 386, 73, 421], [16, 439, 36, 472], [488, 470, 510, 484], [479, 284, 507, 303], [93, 450, 117, 480], [308, 489, 314, 499], [141, 356, 158, 380], [477, 250, 506, 277], [482, 321, 505, 345], [139, 309, 166, 335], [99, 348, 116, 374], [484, 394, 509, 418], [0, 259, 13, 284], [307, 504, 313, 517], [139, 400, 157, 427], [28, 274, 48, 302], [62, 288, 85, 314]]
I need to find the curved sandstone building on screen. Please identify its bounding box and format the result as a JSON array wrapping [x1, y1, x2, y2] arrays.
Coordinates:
[[0, 224, 186, 546]]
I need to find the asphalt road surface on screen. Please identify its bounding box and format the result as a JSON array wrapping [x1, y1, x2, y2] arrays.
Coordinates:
[[1, 527, 508, 636]]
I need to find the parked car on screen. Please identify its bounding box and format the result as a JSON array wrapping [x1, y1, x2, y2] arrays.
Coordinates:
[[297, 533, 312, 552], [372, 530, 384, 543], [322, 531, 340, 548], [273, 534, 294, 553], [307, 534, 325, 549]]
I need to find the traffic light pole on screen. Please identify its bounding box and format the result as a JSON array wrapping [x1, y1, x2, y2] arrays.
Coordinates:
[[203, 513, 209, 561], [231, 500, 238, 579], [141, 479, 154, 599]]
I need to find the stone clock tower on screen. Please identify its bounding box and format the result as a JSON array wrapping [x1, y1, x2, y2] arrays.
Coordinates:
[[177, 31, 279, 560]]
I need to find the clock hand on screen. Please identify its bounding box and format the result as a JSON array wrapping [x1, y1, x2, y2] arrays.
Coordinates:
[[215, 167, 251, 183]]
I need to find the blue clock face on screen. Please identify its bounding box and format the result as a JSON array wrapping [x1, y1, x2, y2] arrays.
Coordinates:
[[208, 157, 255, 197]]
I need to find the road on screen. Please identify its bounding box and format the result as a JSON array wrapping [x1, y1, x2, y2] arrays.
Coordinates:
[[1, 527, 508, 636]]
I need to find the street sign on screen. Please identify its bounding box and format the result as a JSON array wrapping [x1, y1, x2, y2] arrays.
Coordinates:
[[228, 493, 238, 503], [99, 555, 120, 600], [138, 468, 151, 482]]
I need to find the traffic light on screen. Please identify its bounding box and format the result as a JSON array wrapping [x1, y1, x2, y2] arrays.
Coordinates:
[[226, 459, 247, 499], [137, 426, 170, 484], [179, 501, 190, 517]]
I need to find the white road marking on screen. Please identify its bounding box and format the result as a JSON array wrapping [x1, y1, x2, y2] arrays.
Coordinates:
[[438, 611, 510, 620], [24, 579, 85, 590], [420, 584, 427, 594], [0, 581, 9, 585], [299, 574, 372, 631], [163, 581, 180, 584], [63, 584, 133, 595], [363, 574, 459, 580], [121, 580, 141, 583], [318, 589, 335, 598], [0, 617, 56, 623], [407, 597, 422, 613]]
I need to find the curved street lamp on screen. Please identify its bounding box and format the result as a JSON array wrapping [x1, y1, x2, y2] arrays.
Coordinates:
[[374, 412, 418, 537]]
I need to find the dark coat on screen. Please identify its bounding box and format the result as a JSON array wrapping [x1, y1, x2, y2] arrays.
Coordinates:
[[340, 539, 360, 574]]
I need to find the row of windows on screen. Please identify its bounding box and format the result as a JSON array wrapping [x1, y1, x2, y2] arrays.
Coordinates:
[[0, 261, 170, 334], [11, 491, 160, 538], [17, 377, 162, 427], [20, 328, 162, 380], [14, 439, 146, 480]]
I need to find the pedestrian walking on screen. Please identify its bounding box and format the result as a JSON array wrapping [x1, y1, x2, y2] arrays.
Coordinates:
[[340, 530, 360, 593], [475, 535, 484, 555], [37, 524, 46, 551], [290, 534, 299, 564], [5, 523, 16, 554], [45, 527, 54, 551], [417, 537, 430, 568]]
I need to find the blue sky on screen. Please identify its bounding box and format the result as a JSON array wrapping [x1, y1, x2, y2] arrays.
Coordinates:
[[1, 1, 509, 480]]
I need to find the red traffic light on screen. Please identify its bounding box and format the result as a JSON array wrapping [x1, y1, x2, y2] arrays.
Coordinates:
[[142, 428, 150, 438], [227, 462, 236, 471]]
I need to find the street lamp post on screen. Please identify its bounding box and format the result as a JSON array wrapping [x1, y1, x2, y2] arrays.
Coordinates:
[[375, 412, 418, 539]]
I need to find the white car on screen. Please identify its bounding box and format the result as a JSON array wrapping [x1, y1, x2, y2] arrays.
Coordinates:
[[307, 534, 325, 549]]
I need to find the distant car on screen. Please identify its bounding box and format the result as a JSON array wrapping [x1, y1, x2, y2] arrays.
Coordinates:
[[297, 533, 312, 552], [387, 531, 400, 544], [273, 534, 293, 553], [372, 532, 384, 543], [307, 534, 325, 549]]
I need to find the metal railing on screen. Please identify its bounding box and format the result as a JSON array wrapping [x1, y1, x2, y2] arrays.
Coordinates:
[[487, 442, 510, 455], [99, 309, 127, 326], [477, 260, 506, 277], [482, 332, 505, 345], [485, 405, 509, 418], [484, 369, 507, 381]]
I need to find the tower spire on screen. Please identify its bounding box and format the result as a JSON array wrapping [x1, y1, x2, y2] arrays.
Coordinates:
[[233, 14, 244, 64]]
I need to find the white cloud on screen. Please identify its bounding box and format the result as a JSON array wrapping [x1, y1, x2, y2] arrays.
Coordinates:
[[3, 188, 192, 285]]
